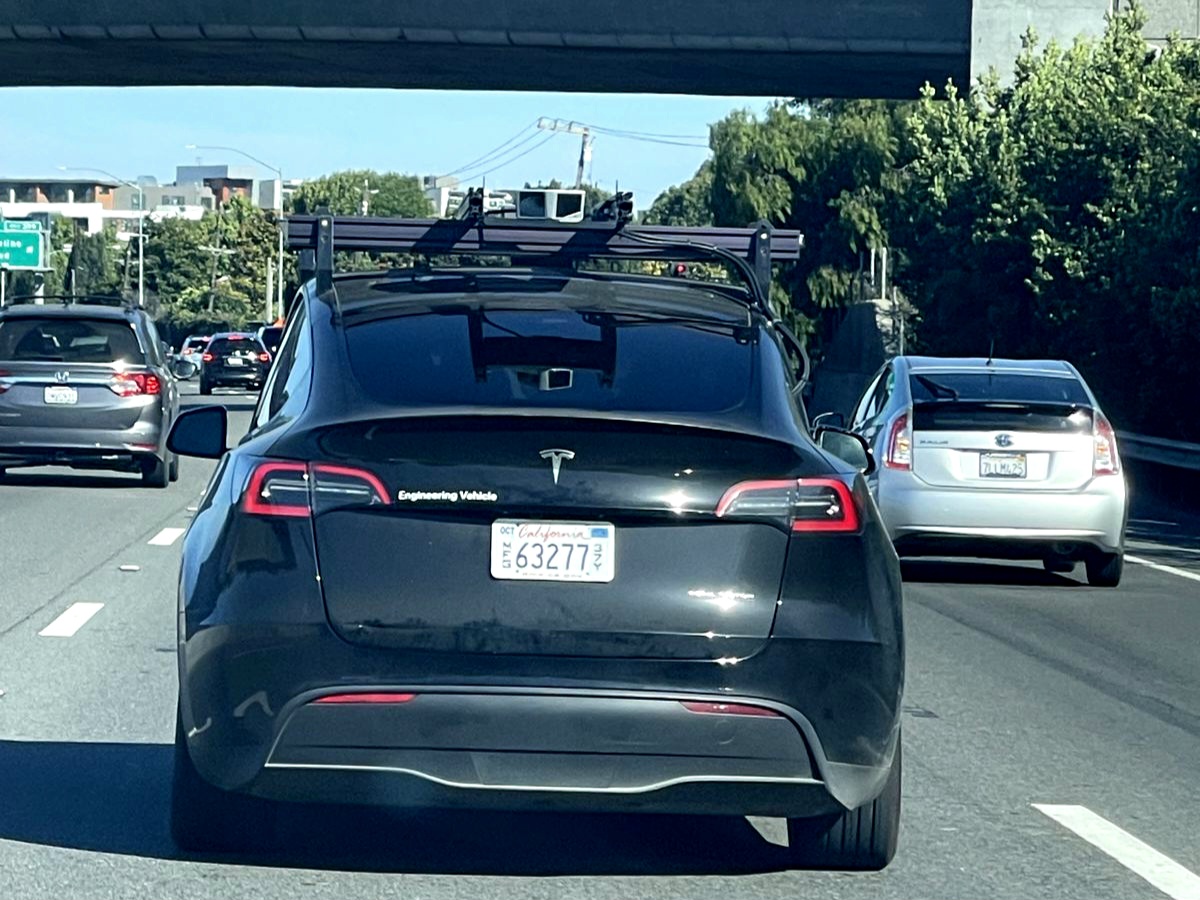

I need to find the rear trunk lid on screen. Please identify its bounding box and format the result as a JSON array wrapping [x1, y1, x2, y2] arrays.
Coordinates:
[[0, 360, 156, 432], [303, 416, 806, 659]]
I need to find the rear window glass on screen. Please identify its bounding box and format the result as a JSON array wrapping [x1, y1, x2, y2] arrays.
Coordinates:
[[909, 372, 1089, 405], [184, 337, 209, 351], [208, 337, 261, 355], [0, 317, 144, 364], [344, 308, 754, 414]]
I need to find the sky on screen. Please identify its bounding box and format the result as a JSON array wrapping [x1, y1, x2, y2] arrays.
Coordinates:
[[0, 88, 781, 206]]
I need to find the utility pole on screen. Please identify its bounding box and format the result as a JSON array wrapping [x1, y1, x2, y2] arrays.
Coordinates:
[[536, 118, 593, 188], [361, 178, 380, 216]]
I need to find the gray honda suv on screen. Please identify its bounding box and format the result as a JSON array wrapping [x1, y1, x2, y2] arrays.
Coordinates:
[[0, 297, 181, 486]]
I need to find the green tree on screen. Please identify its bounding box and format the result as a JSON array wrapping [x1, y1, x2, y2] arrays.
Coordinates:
[[642, 162, 714, 227], [64, 224, 121, 296], [290, 170, 432, 217]]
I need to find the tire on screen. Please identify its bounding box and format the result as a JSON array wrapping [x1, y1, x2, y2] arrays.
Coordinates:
[[1042, 557, 1075, 574], [1086, 551, 1123, 587], [786, 740, 901, 871], [142, 455, 170, 488], [168, 453, 180, 483], [170, 707, 279, 853], [199, 378, 213, 396]]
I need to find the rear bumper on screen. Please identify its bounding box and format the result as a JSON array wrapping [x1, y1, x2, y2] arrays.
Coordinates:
[[0, 421, 165, 467], [879, 470, 1127, 556], [203, 367, 264, 384]]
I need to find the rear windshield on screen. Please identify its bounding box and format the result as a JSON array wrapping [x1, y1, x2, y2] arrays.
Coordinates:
[[184, 337, 209, 351], [208, 337, 261, 356], [0, 316, 144, 364], [910, 371, 1089, 405], [344, 308, 755, 414]]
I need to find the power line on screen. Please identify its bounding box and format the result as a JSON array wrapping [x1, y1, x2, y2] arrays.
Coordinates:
[[587, 124, 710, 141], [456, 132, 560, 183], [440, 120, 540, 178]]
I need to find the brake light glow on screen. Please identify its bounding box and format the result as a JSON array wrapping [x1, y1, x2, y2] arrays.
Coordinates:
[[313, 693, 417, 705], [258, 352, 271, 363], [1094, 413, 1120, 475], [242, 460, 393, 518], [681, 701, 781, 717], [201, 352, 214, 363], [715, 478, 860, 533], [108, 373, 161, 396], [0, 369, 9, 395], [886, 413, 912, 470]]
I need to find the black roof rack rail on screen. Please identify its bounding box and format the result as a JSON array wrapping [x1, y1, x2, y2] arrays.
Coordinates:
[[0, 293, 138, 311], [284, 212, 811, 387]]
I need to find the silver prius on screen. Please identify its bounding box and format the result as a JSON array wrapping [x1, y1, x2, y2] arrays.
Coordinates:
[[843, 356, 1127, 586]]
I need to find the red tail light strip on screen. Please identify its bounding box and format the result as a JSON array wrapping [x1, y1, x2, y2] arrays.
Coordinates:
[[715, 478, 860, 533], [313, 692, 417, 705], [243, 461, 310, 518], [680, 701, 781, 717]]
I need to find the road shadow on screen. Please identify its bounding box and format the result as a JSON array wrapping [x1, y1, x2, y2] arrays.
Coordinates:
[[181, 394, 258, 413], [901, 559, 1081, 587], [0, 470, 144, 490], [0, 738, 792, 875]]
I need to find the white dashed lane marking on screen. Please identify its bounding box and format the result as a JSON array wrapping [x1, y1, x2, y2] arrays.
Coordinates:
[[148, 527, 186, 546], [1126, 555, 1200, 584], [1034, 805, 1200, 900], [38, 603, 105, 638]]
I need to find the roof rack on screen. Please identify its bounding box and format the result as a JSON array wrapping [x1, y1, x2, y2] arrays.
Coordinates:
[[285, 207, 811, 387], [0, 294, 138, 311]]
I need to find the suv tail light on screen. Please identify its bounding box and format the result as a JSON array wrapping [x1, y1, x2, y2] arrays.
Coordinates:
[[1094, 413, 1120, 475], [715, 478, 860, 533], [242, 460, 392, 517], [201, 352, 214, 363], [0, 368, 10, 394], [108, 373, 161, 396], [885, 413, 912, 470], [258, 352, 271, 363]]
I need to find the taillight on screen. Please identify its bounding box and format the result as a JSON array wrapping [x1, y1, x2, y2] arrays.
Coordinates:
[[1094, 413, 1120, 475], [886, 413, 912, 470], [715, 478, 860, 533], [680, 701, 781, 717], [242, 460, 392, 517], [0, 369, 9, 395], [258, 352, 271, 363], [108, 373, 161, 396], [313, 693, 417, 705], [201, 353, 214, 363]]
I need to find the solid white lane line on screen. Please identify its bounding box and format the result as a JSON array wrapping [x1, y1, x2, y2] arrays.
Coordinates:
[[1128, 541, 1200, 556], [148, 526, 186, 546], [1034, 805, 1200, 900], [38, 602, 104, 638], [1127, 555, 1200, 584]]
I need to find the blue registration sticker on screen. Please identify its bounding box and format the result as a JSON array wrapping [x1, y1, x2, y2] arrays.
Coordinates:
[[590, 527, 610, 539]]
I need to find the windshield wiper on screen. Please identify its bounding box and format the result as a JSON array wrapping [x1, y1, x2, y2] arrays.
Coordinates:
[[913, 374, 960, 400]]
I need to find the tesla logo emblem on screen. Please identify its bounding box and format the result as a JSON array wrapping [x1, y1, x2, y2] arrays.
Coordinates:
[[539, 448, 575, 485], [995, 434, 1013, 448], [54, 371, 70, 383]]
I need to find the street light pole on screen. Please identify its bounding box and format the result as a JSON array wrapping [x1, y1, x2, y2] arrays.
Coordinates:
[[186, 144, 285, 322]]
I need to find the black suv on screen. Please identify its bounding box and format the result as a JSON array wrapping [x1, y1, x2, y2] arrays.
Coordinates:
[[199, 333, 270, 395], [0, 296, 181, 485]]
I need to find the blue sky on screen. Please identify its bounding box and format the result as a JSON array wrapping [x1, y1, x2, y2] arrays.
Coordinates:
[[0, 88, 780, 206]]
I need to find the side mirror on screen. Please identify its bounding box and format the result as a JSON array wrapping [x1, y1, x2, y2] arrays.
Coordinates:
[[161, 340, 172, 359], [812, 411, 846, 429], [168, 406, 228, 459], [816, 427, 875, 475], [172, 358, 197, 380]]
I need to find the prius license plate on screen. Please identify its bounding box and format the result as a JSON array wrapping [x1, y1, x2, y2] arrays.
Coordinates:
[[980, 452, 1027, 478], [490, 521, 615, 583], [43, 386, 78, 405]]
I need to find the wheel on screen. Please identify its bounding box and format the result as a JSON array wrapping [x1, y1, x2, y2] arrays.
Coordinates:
[[786, 740, 901, 870], [142, 455, 170, 488], [170, 706, 279, 853], [168, 453, 180, 483], [1042, 557, 1075, 574], [1086, 551, 1123, 587], [200, 378, 213, 396]]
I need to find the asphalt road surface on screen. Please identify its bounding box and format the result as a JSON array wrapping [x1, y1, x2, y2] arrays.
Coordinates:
[[1, 382, 1199, 900]]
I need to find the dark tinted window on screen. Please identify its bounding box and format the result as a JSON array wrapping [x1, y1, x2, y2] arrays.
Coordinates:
[[208, 337, 261, 356], [184, 336, 210, 351], [345, 308, 754, 414], [910, 372, 1089, 405], [258, 327, 283, 353], [555, 193, 583, 218], [0, 317, 144, 364]]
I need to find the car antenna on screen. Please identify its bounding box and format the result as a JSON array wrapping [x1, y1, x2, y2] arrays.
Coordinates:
[[986, 339, 995, 366]]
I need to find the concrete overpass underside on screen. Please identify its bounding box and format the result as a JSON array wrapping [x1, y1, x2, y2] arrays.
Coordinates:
[[0, 1, 971, 97]]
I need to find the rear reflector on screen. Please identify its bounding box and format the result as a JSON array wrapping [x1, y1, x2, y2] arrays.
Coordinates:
[[681, 701, 781, 717], [242, 460, 392, 518], [715, 478, 860, 533], [313, 692, 417, 705]]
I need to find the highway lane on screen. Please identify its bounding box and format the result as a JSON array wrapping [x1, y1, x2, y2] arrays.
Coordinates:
[[1, 388, 1198, 899]]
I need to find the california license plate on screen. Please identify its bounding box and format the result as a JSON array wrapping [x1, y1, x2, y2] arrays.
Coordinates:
[[980, 452, 1027, 478], [43, 385, 78, 405], [226, 356, 244, 366], [490, 521, 615, 583]]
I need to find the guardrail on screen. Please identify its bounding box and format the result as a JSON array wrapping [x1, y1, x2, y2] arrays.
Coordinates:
[[1119, 432, 1200, 471]]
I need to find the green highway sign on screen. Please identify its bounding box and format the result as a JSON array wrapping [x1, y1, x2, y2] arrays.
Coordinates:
[[0, 219, 43, 231], [0, 230, 45, 269]]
